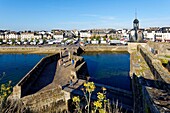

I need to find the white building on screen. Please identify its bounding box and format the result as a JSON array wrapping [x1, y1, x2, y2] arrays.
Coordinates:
[[34, 33, 42, 39], [91, 39, 99, 44], [53, 34, 63, 40], [0, 34, 5, 39], [144, 31, 156, 41], [144, 27, 170, 42], [4, 32, 19, 39], [100, 37, 107, 44], [122, 29, 130, 40], [80, 30, 91, 38], [21, 32, 34, 40]]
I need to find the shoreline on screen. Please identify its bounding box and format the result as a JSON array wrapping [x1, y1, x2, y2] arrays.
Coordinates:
[[0, 45, 128, 54]]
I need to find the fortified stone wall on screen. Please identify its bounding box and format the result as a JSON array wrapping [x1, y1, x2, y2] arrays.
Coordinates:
[[142, 86, 160, 113], [132, 74, 159, 113], [137, 45, 170, 89], [128, 42, 146, 53], [12, 53, 60, 99], [21, 86, 67, 113], [70, 55, 89, 80], [147, 41, 170, 56]]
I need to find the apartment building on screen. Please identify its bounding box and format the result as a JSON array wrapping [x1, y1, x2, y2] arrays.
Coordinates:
[[20, 31, 34, 40], [144, 27, 170, 42]]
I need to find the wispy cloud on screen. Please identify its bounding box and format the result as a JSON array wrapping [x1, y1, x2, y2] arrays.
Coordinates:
[[58, 21, 94, 25], [100, 16, 115, 20], [80, 14, 98, 17], [81, 14, 115, 21]]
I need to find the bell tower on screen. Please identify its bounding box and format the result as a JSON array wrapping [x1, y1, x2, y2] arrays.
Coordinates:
[[133, 10, 139, 41], [133, 11, 139, 30]]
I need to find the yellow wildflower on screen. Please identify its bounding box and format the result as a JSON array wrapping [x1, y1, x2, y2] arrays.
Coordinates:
[[84, 82, 95, 93], [99, 109, 105, 113], [97, 92, 105, 101], [94, 101, 102, 108], [72, 96, 80, 103], [102, 87, 106, 91]]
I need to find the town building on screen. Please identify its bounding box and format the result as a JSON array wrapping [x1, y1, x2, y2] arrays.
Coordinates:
[[20, 31, 34, 40], [143, 27, 170, 42], [80, 30, 91, 38]]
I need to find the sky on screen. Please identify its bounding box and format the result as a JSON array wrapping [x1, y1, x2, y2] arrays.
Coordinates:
[[0, 0, 170, 31]]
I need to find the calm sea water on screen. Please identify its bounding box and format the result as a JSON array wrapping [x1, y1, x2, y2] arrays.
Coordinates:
[[0, 54, 46, 86], [82, 52, 131, 91]]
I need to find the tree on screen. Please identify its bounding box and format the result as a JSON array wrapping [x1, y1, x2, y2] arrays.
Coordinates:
[[30, 38, 34, 42], [36, 39, 39, 44], [91, 35, 96, 40], [109, 36, 113, 40], [17, 38, 21, 42], [24, 38, 28, 42], [43, 38, 46, 43], [11, 39, 15, 45], [96, 36, 100, 41]]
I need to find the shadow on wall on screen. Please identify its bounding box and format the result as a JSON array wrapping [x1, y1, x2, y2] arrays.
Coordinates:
[[19, 54, 60, 97], [138, 76, 170, 92], [26, 61, 57, 95]]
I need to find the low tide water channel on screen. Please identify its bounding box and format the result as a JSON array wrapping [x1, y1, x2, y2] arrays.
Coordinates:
[[82, 52, 131, 91]]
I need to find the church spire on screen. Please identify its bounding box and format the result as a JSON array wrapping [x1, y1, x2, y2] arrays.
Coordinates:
[[135, 8, 137, 19]]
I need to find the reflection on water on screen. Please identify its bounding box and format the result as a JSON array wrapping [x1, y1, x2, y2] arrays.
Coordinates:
[[0, 54, 46, 86], [82, 52, 131, 91]]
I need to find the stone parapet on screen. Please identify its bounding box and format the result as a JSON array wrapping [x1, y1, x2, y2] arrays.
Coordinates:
[[12, 53, 60, 99], [21, 86, 66, 112], [147, 41, 170, 56], [137, 45, 170, 86]]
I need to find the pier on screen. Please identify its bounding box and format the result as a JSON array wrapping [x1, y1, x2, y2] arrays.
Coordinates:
[[8, 46, 134, 112]]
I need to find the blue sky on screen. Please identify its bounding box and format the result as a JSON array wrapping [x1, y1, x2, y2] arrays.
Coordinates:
[[0, 0, 170, 31]]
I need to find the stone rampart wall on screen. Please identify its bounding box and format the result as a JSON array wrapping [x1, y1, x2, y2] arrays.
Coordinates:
[[132, 74, 159, 113], [128, 43, 146, 53], [147, 41, 170, 56], [70, 55, 88, 79], [12, 53, 60, 99], [72, 55, 84, 68], [142, 86, 160, 113], [21, 86, 67, 113], [137, 45, 170, 87]]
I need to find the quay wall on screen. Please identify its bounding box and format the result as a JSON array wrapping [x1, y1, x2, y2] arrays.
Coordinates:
[[81, 45, 128, 52], [137, 45, 170, 89], [0, 46, 65, 54], [0, 45, 129, 54], [12, 53, 60, 99]]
